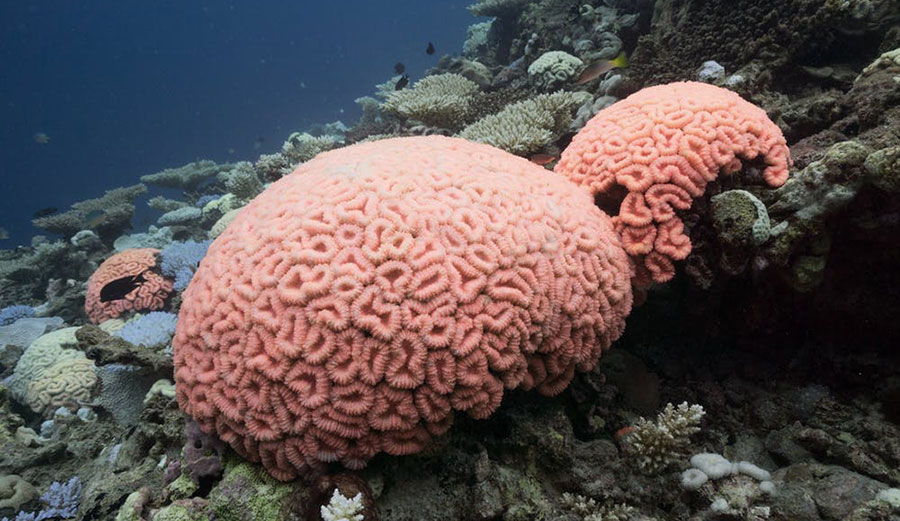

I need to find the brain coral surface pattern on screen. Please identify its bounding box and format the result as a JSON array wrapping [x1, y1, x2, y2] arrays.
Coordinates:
[[174, 136, 633, 480], [555, 81, 791, 283], [85, 248, 174, 324]]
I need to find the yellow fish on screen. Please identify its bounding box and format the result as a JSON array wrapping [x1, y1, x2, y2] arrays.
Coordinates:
[[575, 52, 628, 85]]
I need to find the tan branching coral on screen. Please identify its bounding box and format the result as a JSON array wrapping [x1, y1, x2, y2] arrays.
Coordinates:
[[458, 91, 590, 155], [382, 74, 480, 130], [622, 402, 705, 474]]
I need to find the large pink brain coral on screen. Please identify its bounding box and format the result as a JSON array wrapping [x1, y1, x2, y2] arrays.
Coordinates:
[[174, 136, 633, 480], [556, 81, 791, 284], [85, 248, 174, 324]]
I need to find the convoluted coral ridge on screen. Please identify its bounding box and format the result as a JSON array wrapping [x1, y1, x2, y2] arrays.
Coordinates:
[[556, 82, 791, 283], [84, 249, 174, 324], [174, 136, 633, 480]]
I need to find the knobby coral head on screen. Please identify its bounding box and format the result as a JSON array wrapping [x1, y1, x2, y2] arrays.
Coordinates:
[[556, 81, 791, 284], [173, 135, 633, 480]]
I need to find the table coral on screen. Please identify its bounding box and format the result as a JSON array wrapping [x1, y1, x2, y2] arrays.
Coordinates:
[[174, 135, 633, 480], [556, 81, 791, 283], [84, 249, 174, 324]]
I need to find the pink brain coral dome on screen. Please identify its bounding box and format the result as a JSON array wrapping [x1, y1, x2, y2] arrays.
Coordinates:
[[555, 81, 791, 284], [173, 136, 633, 480], [85, 248, 174, 324]]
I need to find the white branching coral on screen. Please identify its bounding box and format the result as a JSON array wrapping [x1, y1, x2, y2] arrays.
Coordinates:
[[458, 91, 590, 155], [528, 51, 584, 89], [320, 489, 365, 521], [561, 493, 638, 521], [382, 73, 480, 130], [622, 402, 706, 474]]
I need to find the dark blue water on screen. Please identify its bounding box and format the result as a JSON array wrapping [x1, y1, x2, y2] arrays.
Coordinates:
[[0, 1, 473, 246]]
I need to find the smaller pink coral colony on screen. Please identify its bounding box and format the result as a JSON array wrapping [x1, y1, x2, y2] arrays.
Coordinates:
[[556, 82, 791, 283], [173, 82, 790, 480], [85, 248, 173, 323]]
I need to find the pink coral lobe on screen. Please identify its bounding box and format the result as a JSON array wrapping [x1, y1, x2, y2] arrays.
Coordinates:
[[556, 82, 791, 283], [84, 248, 174, 323]]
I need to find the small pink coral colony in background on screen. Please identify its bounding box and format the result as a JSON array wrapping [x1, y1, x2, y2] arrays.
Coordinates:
[[173, 82, 790, 481], [174, 136, 633, 480], [85, 248, 173, 323], [556, 82, 791, 284]]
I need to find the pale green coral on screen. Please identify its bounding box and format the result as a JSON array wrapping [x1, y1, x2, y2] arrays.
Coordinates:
[[25, 356, 97, 414], [622, 402, 706, 474], [7, 327, 81, 402], [208, 459, 294, 521], [458, 91, 590, 155], [382, 73, 480, 130], [528, 51, 584, 89], [209, 208, 241, 239]]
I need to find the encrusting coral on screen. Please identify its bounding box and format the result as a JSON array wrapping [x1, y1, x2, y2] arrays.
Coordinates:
[[555, 81, 791, 284], [174, 135, 633, 480], [84, 249, 174, 324]]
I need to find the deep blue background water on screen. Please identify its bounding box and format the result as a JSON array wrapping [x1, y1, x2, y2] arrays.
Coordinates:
[[0, 1, 474, 246]]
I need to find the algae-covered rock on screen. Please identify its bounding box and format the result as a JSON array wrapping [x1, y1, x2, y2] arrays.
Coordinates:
[[864, 145, 900, 193], [711, 190, 771, 248], [0, 474, 37, 510], [207, 460, 295, 521]]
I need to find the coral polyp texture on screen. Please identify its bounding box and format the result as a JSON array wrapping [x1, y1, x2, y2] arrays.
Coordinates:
[[555, 82, 791, 283], [174, 136, 633, 480], [84, 248, 174, 324]]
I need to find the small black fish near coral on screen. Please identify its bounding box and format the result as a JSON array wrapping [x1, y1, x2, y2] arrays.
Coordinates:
[[426, 42, 435, 55], [394, 62, 405, 74], [33, 207, 58, 218], [100, 272, 146, 302], [395, 74, 410, 90]]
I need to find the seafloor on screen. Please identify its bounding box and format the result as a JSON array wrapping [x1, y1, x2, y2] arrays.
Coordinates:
[[2, 1, 900, 520]]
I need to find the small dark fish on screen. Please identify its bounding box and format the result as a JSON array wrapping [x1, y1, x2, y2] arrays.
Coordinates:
[[394, 62, 405, 74], [253, 137, 265, 150], [0, 227, 8, 240], [529, 154, 558, 166], [426, 42, 435, 55], [33, 207, 58, 218], [395, 74, 410, 90], [84, 209, 106, 228], [575, 52, 628, 85], [100, 272, 146, 302]]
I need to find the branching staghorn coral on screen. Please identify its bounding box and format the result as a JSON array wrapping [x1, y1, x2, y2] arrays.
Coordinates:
[[468, 0, 529, 17], [140, 160, 232, 190], [458, 91, 590, 155], [32, 184, 147, 240], [622, 402, 705, 474], [382, 73, 480, 130]]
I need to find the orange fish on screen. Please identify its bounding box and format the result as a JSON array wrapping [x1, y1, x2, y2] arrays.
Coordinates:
[[529, 153, 558, 166], [575, 52, 628, 85], [614, 425, 634, 439]]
